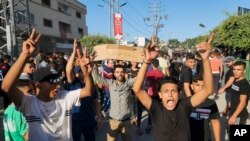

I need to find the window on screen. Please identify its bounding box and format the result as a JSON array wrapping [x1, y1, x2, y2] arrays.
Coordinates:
[[43, 19, 52, 27], [76, 11, 81, 19], [58, 3, 71, 15], [42, 0, 51, 6], [78, 28, 83, 36], [59, 21, 71, 33], [30, 13, 35, 25]]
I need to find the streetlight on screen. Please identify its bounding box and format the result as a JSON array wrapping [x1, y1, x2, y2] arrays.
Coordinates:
[[120, 2, 127, 7], [97, 4, 104, 8], [199, 23, 205, 28]]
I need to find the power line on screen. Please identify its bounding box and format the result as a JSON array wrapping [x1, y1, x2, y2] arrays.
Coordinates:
[[144, 0, 167, 44], [127, 2, 147, 18], [138, 0, 149, 10], [123, 17, 150, 35], [120, 8, 151, 34]]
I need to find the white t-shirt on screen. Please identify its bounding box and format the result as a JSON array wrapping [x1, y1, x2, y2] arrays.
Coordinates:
[[157, 57, 170, 75], [20, 89, 81, 141]]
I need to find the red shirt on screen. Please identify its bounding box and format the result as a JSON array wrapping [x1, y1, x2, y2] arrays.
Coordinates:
[[146, 69, 164, 97]]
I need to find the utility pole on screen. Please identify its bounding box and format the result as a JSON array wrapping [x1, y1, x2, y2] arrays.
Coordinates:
[[99, 0, 114, 38], [116, 0, 119, 13], [144, 0, 167, 45], [110, 0, 113, 38]]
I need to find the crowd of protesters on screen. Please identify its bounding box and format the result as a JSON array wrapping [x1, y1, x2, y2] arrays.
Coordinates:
[[0, 30, 249, 141]]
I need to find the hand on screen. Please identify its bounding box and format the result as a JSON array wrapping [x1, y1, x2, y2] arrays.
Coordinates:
[[79, 48, 92, 74], [72, 39, 78, 55], [196, 32, 214, 60], [97, 82, 103, 88], [144, 36, 160, 62], [22, 29, 41, 56], [107, 73, 113, 78], [218, 88, 225, 94], [221, 107, 228, 117], [228, 116, 237, 125]]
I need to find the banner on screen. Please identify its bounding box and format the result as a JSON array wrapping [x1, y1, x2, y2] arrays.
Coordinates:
[[113, 13, 123, 40]]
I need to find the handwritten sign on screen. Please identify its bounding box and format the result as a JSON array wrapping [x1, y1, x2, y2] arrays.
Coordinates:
[[93, 44, 144, 62]]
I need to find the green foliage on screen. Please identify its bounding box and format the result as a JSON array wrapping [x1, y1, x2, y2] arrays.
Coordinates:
[[80, 34, 115, 52], [182, 35, 208, 49], [212, 13, 250, 50], [168, 39, 181, 47]]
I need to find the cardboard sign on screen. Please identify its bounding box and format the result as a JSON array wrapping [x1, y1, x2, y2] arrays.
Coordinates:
[[93, 44, 144, 62]]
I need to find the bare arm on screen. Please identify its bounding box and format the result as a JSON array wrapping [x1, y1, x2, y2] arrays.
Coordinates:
[[79, 48, 93, 98], [184, 83, 192, 97], [132, 36, 159, 110], [165, 67, 170, 76], [219, 61, 223, 78], [211, 119, 221, 141], [218, 76, 235, 94], [191, 33, 214, 107], [65, 39, 78, 83], [92, 66, 108, 86], [228, 95, 248, 125], [1, 29, 41, 107], [24, 132, 28, 141], [132, 62, 153, 110]]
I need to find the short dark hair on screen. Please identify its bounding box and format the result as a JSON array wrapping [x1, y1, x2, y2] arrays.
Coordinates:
[[234, 61, 246, 69], [151, 59, 159, 67], [192, 74, 203, 83], [114, 64, 125, 72], [158, 76, 180, 92], [27, 60, 36, 68], [186, 53, 195, 60]]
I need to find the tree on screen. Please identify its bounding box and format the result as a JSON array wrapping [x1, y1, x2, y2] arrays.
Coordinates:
[[168, 39, 181, 48], [182, 35, 208, 50], [80, 34, 115, 52], [212, 13, 250, 59]]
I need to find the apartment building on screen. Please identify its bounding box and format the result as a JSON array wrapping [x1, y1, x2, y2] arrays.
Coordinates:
[[17, 0, 88, 53]]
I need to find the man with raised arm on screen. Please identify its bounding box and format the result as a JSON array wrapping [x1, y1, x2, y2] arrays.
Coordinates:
[[132, 34, 214, 141], [92, 61, 135, 141], [65, 39, 103, 141], [1, 29, 93, 141]]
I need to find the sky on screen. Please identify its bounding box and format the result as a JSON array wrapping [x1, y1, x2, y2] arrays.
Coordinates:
[[80, 0, 250, 42]]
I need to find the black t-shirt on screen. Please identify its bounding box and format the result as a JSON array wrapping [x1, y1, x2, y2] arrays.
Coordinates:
[[180, 66, 192, 95], [190, 99, 220, 141], [196, 59, 203, 76], [150, 98, 193, 141], [224, 67, 233, 92], [170, 62, 183, 79], [229, 79, 250, 121]]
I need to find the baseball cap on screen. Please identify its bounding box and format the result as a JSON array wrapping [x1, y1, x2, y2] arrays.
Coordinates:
[[34, 67, 63, 84], [224, 56, 235, 62], [16, 73, 33, 86]]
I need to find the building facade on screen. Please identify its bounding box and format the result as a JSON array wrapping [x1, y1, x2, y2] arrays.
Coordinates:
[[17, 0, 88, 54]]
